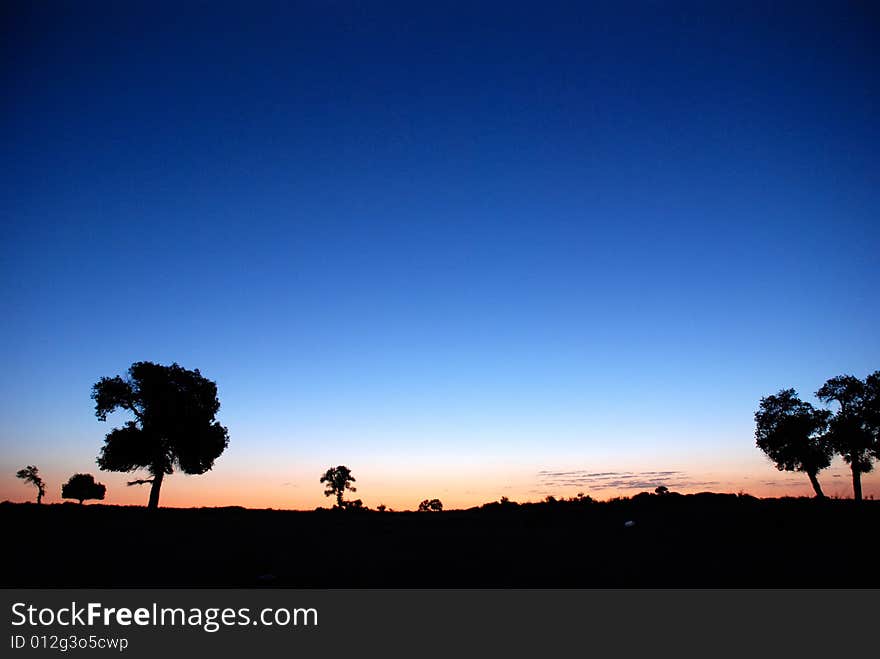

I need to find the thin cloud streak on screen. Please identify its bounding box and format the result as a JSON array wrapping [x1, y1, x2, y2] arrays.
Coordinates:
[[536, 469, 720, 492]]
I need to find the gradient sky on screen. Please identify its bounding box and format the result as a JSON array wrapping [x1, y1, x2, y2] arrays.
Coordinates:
[[2, 1, 879, 509]]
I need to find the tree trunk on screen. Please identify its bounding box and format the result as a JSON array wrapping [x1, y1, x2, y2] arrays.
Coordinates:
[[148, 471, 164, 509], [851, 467, 862, 502], [807, 471, 825, 499], [336, 491, 343, 509], [37, 490, 43, 505]]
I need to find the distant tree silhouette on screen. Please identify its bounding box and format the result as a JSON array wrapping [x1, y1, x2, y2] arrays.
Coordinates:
[[816, 373, 879, 501], [320, 466, 356, 508], [418, 498, 443, 512], [61, 473, 106, 505], [92, 361, 229, 509], [376, 504, 387, 513], [16, 465, 46, 504], [655, 485, 669, 496], [755, 389, 832, 499]]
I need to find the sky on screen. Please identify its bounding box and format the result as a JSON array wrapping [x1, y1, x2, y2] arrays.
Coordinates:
[[2, 1, 879, 509]]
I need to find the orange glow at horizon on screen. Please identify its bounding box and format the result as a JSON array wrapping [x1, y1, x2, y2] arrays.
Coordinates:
[[2, 462, 878, 510]]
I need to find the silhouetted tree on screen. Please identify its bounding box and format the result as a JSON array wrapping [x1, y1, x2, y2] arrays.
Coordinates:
[[817, 373, 879, 501], [92, 361, 229, 509], [418, 498, 443, 512], [867, 372, 880, 460], [376, 504, 387, 513], [320, 465, 356, 508], [16, 465, 45, 504], [61, 473, 106, 504], [755, 389, 832, 498], [655, 485, 669, 496]]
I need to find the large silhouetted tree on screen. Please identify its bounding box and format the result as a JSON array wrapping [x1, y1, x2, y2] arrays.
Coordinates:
[[320, 465, 356, 508], [867, 372, 880, 461], [92, 361, 229, 509], [816, 373, 879, 501], [16, 465, 46, 504], [61, 473, 106, 505], [755, 389, 832, 498]]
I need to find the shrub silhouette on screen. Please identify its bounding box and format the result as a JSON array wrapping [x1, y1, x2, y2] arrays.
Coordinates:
[[817, 372, 879, 501], [320, 466, 356, 509], [16, 465, 46, 504], [755, 389, 832, 498], [61, 474, 106, 504], [655, 485, 669, 496], [92, 361, 229, 509], [418, 498, 443, 512]]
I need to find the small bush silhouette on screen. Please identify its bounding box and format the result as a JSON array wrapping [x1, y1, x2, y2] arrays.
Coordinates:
[[418, 498, 443, 512], [61, 474, 106, 504]]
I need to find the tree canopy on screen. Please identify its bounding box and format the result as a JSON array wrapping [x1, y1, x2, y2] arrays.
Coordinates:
[[320, 465, 356, 508], [867, 371, 880, 460], [755, 389, 832, 498], [92, 361, 229, 509], [16, 465, 46, 504], [418, 498, 443, 512], [816, 372, 879, 501], [61, 473, 107, 504]]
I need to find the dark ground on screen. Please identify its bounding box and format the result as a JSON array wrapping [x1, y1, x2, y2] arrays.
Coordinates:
[[3, 494, 878, 587]]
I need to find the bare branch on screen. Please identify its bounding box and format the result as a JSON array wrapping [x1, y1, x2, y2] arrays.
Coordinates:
[[124, 399, 144, 422], [127, 478, 154, 486]]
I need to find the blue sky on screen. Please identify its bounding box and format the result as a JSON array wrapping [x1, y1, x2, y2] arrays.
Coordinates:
[[2, 2, 878, 506]]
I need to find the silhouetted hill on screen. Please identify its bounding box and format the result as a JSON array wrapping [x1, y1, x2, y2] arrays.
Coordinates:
[[2, 494, 877, 587]]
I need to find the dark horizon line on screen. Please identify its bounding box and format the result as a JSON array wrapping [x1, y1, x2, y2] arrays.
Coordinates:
[[3, 490, 874, 513]]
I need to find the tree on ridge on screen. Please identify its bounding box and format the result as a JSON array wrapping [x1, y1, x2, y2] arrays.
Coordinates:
[[320, 465, 356, 509], [755, 388, 832, 498], [61, 473, 107, 505], [418, 498, 443, 512], [816, 372, 879, 501], [92, 361, 229, 509], [16, 465, 46, 504]]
